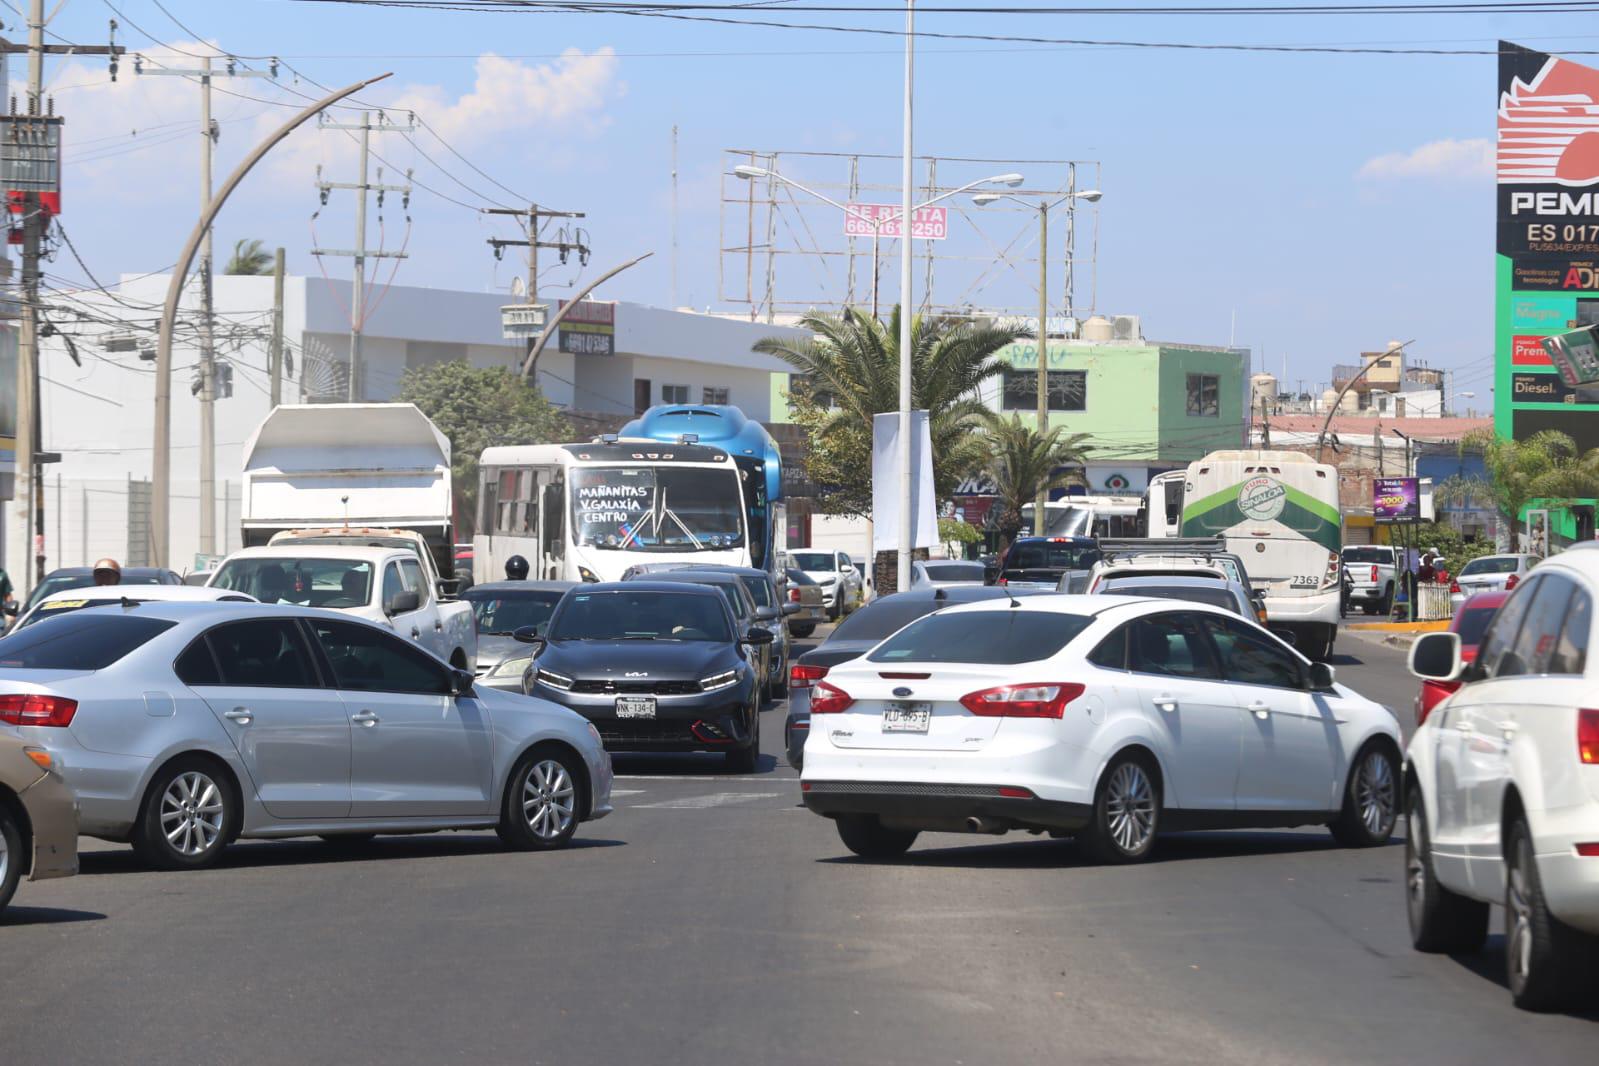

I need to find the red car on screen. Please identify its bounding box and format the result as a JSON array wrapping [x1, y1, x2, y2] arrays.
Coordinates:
[[1414, 589, 1509, 725]]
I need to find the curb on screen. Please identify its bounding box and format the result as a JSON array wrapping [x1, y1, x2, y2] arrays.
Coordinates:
[[1345, 620, 1450, 634]]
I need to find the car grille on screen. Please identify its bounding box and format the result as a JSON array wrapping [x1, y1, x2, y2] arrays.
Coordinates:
[[596, 719, 698, 745], [570, 678, 702, 696]]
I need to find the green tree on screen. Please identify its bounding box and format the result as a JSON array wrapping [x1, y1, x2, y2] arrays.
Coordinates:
[[1459, 428, 1599, 549], [397, 361, 569, 532], [224, 238, 274, 276], [977, 412, 1093, 549], [757, 306, 1023, 519], [938, 516, 982, 559]]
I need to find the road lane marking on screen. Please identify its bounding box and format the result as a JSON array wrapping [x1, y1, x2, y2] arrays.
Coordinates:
[[632, 791, 787, 809]]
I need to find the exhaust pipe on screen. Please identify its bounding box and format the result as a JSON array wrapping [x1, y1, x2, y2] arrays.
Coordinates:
[[966, 816, 987, 833]]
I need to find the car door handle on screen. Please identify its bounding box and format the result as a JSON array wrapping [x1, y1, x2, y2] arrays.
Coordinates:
[[410, 627, 421, 640], [1455, 718, 1472, 732], [224, 707, 254, 725], [1152, 695, 1179, 713], [1246, 701, 1270, 719], [350, 711, 380, 726], [434, 620, 443, 631]]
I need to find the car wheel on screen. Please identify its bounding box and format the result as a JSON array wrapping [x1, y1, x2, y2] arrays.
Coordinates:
[[727, 711, 760, 773], [1405, 790, 1489, 953], [835, 814, 918, 858], [1330, 742, 1399, 847], [1506, 818, 1592, 1011], [1380, 585, 1394, 615], [1081, 751, 1161, 864], [497, 747, 583, 851], [131, 759, 237, 870], [790, 624, 815, 639], [0, 803, 23, 916]]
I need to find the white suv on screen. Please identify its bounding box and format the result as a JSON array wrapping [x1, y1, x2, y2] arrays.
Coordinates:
[[1405, 547, 1599, 1011]]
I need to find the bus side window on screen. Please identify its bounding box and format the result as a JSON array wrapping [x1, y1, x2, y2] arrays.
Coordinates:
[[479, 468, 499, 535], [543, 478, 565, 561]]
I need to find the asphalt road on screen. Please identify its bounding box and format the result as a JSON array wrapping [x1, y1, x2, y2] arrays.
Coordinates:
[[3, 621, 1595, 1063]]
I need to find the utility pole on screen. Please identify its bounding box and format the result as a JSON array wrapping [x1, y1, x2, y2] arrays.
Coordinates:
[[1034, 198, 1048, 536], [485, 204, 589, 382], [312, 110, 414, 401], [3, 11, 121, 592], [269, 247, 285, 407], [139, 53, 275, 558]]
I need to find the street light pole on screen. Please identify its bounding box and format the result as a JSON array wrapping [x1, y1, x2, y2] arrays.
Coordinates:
[[897, 0, 916, 593], [1034, 201, 1048, 535]]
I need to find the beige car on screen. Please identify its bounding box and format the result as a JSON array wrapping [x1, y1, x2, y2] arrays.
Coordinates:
[[1, 731, 79, 917]]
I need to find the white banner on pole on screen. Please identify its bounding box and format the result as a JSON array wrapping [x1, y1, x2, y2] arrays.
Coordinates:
[[871, 411, 937, 553]]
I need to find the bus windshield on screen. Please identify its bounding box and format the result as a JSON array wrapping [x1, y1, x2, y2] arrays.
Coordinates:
[[571, 466, 745, 553]]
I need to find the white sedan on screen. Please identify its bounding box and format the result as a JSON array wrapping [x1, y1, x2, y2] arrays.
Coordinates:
[[1405, 546, 1599, 1012], [800, 594, 1401, 863]]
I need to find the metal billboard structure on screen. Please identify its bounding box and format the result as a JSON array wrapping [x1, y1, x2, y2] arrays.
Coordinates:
[[720, 149, 1101, 323]]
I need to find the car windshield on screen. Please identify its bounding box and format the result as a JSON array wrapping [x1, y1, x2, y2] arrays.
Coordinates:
[[0, 613, 177, 670], [1342, 547, 1392, 564], [1454, 605, 1498, 646], [1006, 543, 1099, 571], [464, 591, 565, 636], [868, 611, 1094, 664], [1460, 556, 1520, 576], [923, 563, 983, 582], [830, 599, 945, 642], [737, 576, 773, 607], [24, 571, 167, 612], [549, 590, 732, 643], [791, 552, 834, 571], [1100, 584, 1242, 614], [212, 558, 374, 607], [571, 465, 745, 553]]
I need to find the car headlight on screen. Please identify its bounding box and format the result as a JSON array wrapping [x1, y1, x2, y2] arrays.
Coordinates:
[[819, 576, 836, 585], [699, 670, 739, 692], [535, 667, 574, 691], [489, 654, 533, 679], [578, 566, 600, 583]]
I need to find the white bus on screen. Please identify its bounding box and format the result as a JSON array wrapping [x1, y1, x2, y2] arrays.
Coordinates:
[[1179, 450, 1343, 661], [1141, 470, 1186, 539], [1020, 495, 1144, 539], [473, 439, 753, 584]]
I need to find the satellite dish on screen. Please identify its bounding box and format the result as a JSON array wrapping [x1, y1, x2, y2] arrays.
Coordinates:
[[510, 277, 526, 299]]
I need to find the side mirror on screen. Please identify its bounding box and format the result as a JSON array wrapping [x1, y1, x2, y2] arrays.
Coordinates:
[[385, 589, 421, 615], [1308, 662, 1336, 691], [754, 605, 779, 622], [1409, 632, 1463, 682], [450, 668, 476, 697], [511, 626, 546, 652], [744, 626, 775, 645], [437, 578, 461, 598], [840, 564, 856, 575], [781, 601, 801, 617]]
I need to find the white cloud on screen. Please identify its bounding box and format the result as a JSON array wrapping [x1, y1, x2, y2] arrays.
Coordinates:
[[1357, 138, 1494, 181], [390, 49, 623, 145]]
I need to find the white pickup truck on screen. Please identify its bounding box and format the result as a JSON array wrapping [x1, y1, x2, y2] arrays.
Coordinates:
[[1341, 544, 1398, 616], [209, 543, 477, 670]]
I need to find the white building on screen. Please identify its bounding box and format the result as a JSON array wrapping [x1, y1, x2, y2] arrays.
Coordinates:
[[7, 274, 804, 581]]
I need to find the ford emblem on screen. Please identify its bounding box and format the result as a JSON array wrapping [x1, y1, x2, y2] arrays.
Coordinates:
[[892, 686, 913, 698]]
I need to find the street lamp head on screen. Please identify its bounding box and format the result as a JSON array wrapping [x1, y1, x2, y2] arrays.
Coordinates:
[[733, 165, 769, 180], [995, 173, 1025, 187], [1074, 189, 1103, 203], [1457, 390, 1476, 399], [971, 193, 1004, 206]]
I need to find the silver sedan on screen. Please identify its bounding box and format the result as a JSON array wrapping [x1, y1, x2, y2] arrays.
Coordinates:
[[0, 601, 612, 869]]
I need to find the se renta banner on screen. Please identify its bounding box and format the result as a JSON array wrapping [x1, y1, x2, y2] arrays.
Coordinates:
[[1373, 477, 1421, 523]]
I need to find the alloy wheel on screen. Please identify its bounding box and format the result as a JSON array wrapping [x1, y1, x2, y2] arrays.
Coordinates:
[[522, 759, 576, 842], [0, 821, 9, 885], [1105, 762, 1156, 854], [160, 771, 225, 857], [1405, 803, 1427, 927], [1507, 840, 1535, 993], [1356, 750, 1397, 837]]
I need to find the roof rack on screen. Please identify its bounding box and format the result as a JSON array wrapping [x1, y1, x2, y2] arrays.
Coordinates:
[[1095, 537, 1229, 564]]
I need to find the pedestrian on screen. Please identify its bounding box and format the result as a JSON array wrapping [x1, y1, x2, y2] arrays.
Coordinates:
[[1417, 552, 1437, 584], [504, 555, 529, 581], [0, 563, 13, 626], [92, 558, 123, 586]]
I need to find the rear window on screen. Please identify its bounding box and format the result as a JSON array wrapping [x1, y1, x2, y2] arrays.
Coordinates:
[[1100, 584, 1242, 614], [0, 614, 177, 670], [1006, 543, 1099, 571], [1461, 556, 1520, 576], [1342, 547, 1393, 564], [831, 599, 943, 641], [868, 610, 1093, 665], [923, 563, 983, 582], [1453, 605, 1498, 646], [738, 576, 774, 607]]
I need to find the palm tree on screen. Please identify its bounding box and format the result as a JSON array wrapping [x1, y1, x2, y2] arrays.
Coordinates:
[[224, 238, 273, 276], [977, 412, 1093, 549], [1460, 428, 1599, 549]]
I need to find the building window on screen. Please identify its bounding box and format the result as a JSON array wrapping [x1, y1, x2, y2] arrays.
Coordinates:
[[1186, 374, 1220, 418], [1001, 369, 1086, 412], [702, 386, 730, 405], [662, 384, 689, 404]]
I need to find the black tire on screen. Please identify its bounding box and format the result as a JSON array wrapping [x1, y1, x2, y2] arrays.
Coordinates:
[[827, 602, 840, 622], [496, 746, 584, 852], [1380, 584, 1394, 616], [1330, 742, 1399, 847], [1506, 818, 1593, 1011], [726, 710, 760, 773], [0, 802, 23, 917], [1081, 751, 1161, 864], [790, 623, 815, 639], [836, 814, 918, 859], [1405, 790, 1489, 953], [1361, 603, 1377, 616], [131, 757, 238, 870]]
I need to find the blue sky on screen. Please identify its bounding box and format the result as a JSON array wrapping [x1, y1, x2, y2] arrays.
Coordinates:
[[17, 1, 1598, 404]]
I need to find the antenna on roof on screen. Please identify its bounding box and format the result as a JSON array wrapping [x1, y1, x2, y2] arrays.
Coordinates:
[[341, 495, 351, 528]]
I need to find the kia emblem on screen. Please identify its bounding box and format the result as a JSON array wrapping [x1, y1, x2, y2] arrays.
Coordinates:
[[892, 686, 913, 698]]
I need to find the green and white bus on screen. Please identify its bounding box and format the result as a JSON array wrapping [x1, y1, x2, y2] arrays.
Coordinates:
[[1178, 450, 1343, 660]]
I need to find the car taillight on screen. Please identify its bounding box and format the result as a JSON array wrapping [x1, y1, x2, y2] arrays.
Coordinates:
[[809, 681, 853, 714], [1506, 573, 1520, 591], [0, 694, 78, 727], [790, 662, 828, 690], [1370, 565, 1378, 583], [997, 577, 1007, 586], [959, 683, 1085, 719], [1449, 581, 1461, 594], [789, 587, 801, 603], [1580, 709, 1599, 765], [1325, 551, 1341, 583]]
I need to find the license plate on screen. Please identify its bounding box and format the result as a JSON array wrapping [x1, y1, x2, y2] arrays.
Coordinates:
[[882, 701, 931, 733], [615, 696, 656, 719]]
